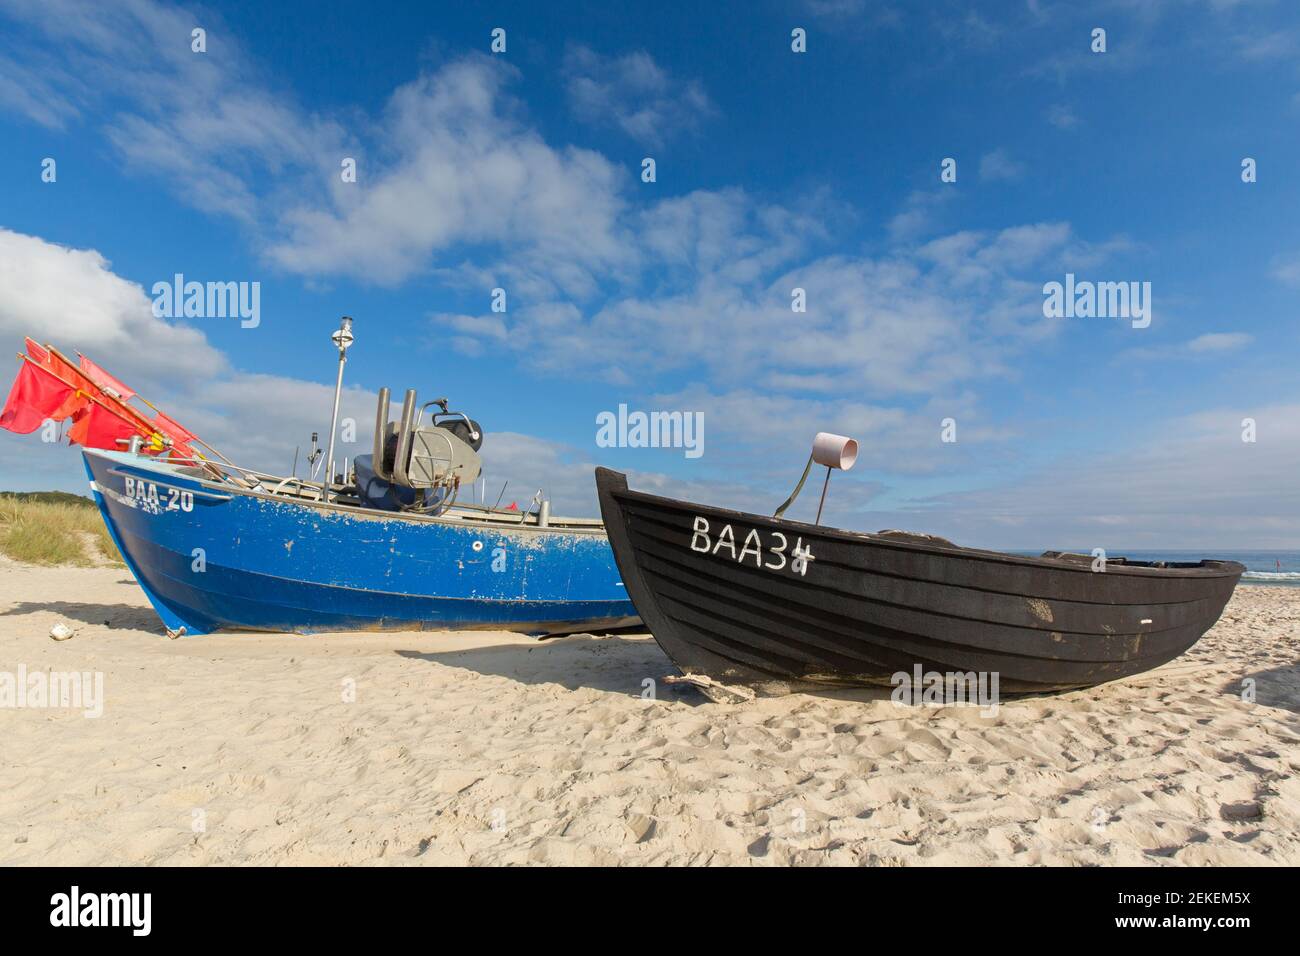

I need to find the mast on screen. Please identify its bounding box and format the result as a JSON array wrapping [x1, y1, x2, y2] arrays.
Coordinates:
[[323, 316, 354, 502]]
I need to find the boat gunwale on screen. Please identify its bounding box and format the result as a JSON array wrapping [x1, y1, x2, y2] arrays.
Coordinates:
[[600, 471, 1247, 580], [622, 500, 1242, 608], [86, 449, 611, 537]]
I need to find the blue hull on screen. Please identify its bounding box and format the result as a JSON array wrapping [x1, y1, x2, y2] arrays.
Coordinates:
[[83, 450, 638, 636]]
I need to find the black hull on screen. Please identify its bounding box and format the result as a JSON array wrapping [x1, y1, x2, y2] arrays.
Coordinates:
[[595, 469, 1244, 693]]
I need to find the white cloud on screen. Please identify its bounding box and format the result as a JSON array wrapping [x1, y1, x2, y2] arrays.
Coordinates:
[[1027, 0, 1296, 80], [0, 228, 222, 384], [1, 0, 346, 226], [1046, 103, 1080, 130], [978, 148, 1025, 182], [1270, 251, 1300, 287], [432, 218, 1128, 404], [1117, 331, 1253, 364], [0, 229, 750, 521], [563, 45, 714, 146], [0, 51, 80, 128], [801, 0, 904, 31], [1187, 332, 1252, 352], [939, 11, 1001, 48], [903, 404, 1300, 549], [0, 228, 367, 477], [804, 0, 868, 16], [1233, 29, 1297, 61], [887, 189, 954, 242], [266, 59, 631, 288], [642, 384, 1016, 485], [2, 3, 632, 289]]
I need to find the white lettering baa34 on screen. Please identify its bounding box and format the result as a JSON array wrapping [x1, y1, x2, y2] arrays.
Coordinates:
[[689, 516, 815, 576]]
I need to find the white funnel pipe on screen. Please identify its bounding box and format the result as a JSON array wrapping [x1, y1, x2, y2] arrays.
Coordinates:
[[812, 432, 858, 471]]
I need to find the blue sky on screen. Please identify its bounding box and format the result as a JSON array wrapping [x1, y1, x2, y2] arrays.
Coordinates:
[[1, 0, 1298, 548]]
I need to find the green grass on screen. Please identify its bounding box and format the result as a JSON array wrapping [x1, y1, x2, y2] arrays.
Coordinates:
[[0, 490, 98, 507], [88, 517, 125, 565], [0, 494, 125, 566]]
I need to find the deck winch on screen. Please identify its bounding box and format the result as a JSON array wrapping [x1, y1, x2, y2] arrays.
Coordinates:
[[358, 387, 483, 514]]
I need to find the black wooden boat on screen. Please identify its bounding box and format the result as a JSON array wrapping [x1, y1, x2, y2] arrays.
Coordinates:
[[595, 468, 1244, 694]]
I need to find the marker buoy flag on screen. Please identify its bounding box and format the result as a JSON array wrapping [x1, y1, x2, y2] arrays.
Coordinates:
[[0, 358, 77, 434]]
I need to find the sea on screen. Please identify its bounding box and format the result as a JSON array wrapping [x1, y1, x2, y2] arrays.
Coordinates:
[[1010, 550, 1300, 587]]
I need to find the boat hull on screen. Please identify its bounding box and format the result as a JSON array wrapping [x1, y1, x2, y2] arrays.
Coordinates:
[[83, 450, 638, 636], [595, 468, 1244, 693]]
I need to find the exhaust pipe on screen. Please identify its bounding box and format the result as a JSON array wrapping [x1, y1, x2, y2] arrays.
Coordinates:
[[393, 388, 418, 486], [372, 387, 391, 481]]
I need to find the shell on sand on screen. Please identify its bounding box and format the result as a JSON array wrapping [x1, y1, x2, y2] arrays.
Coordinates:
[[1, 554, 1297, 866]]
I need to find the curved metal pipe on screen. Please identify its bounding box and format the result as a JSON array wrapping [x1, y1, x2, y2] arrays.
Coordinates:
[[372, 387, 391, 481], [417, 401, 442, 427], [393, 388, 418, 486], [418, 402, 480, 442], [443, 411, 480, 442]]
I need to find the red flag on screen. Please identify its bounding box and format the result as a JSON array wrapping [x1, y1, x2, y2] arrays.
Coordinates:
[[49, 389, 87, 422], [48, 350, 108, 401], [7, 344, 202, 460], [24, 338, 50, 365], [67, 401, 140, 450], [0, 360, 76, 434], [78, 354, 136, 401], [151, 410, 196, 446], [47, 349, 155, 436], [74, 352, 199, 455]]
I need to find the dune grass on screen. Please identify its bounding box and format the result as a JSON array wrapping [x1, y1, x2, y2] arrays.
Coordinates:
[[0, 494, 124, 566]]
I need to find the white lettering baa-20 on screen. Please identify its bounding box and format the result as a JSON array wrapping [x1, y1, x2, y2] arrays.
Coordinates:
[[122, 476, 193, 515]]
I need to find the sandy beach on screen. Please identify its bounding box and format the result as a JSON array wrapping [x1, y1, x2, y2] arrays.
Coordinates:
[[1, 556, 1297, 866]]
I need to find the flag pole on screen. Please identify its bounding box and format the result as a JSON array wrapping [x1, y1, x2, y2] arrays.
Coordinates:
[[45, 346, 162, 437], [12, 353, 153, 437], [74, 350, 223, 455], [68, 346, 235, 466]]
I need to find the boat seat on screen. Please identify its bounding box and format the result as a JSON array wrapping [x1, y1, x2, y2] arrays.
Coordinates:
[[1042, 551, 1132, 565], [875, 529, 959, 549]]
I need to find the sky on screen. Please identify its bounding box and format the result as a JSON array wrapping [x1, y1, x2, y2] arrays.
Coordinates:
[[0, 0, 1297, 550]]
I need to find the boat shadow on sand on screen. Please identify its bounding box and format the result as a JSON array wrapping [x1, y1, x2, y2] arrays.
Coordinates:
[[0, 599, 162, 632], [394, 633, 1113, 708], [1222, 664, 1300, 714], [397, 638, 956, 708], [397, 632, 713, 704]]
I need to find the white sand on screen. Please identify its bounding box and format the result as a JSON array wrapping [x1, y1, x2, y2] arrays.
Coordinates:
[[1, 557, 1297, 866]]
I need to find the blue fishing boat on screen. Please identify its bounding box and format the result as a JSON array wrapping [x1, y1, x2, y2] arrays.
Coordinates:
[[11, 317, 640, 637], [84, 447, 637, 637]]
